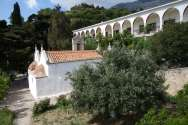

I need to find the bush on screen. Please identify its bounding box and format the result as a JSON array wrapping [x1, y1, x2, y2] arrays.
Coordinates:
[[0, 70, 10, 100], [136, 108, 169, 125], [175, 84, 188, 115], [136, 83, 188, 125], [84, 36, 97, 50], [33, 98, 50, 116], [165, 116, 188, 125], [70, 46, 166, 117], [150, 22, 188, 67], [0, 108, 14, 125], [56, 96, 72, 109]]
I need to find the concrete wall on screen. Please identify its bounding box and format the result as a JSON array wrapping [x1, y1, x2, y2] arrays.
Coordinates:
[[165, 67, 188, 96], [34, 59, 100, 99]]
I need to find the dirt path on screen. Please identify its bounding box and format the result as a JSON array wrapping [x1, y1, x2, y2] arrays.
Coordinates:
[[0, 78, 34, 125]]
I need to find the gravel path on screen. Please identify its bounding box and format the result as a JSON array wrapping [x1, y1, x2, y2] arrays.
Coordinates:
[[0, 78, 34, 125]]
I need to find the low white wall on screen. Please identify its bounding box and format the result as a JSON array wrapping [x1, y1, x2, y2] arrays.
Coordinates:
[[35, 59, 100, 99], [165, 67, 188, 96]]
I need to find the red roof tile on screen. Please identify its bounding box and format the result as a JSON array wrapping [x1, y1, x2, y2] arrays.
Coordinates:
[[46, 50, 102, 63]]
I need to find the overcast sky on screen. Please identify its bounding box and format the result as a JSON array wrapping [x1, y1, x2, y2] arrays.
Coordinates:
[[0, 0, 137, 21]]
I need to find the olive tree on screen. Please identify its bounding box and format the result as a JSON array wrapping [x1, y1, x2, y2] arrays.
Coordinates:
[[70, 47, 166, 117]]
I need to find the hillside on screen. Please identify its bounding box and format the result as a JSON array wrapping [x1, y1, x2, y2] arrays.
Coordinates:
[[112, 0, 172, 11]]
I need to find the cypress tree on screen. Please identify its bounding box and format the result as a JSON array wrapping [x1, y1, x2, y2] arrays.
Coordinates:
[[10, 2, 23, 26]]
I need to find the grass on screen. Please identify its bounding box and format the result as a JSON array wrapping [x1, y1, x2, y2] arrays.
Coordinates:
[[32, 107, 92, 125], [32, 98, 139, 125], [0, 108, 14, 125], [32, 106, 139, 125]]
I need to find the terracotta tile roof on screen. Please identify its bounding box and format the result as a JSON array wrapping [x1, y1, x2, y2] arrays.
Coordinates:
[[46, 50, 102, 63], [28, 62, 47, 78]]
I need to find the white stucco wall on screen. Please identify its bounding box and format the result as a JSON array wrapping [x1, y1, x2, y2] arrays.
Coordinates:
[[28, 75, 37, 98], [33, 59, 100, 99]]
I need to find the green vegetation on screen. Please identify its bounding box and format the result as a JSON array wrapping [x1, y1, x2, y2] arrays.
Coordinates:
[[10, 2, 23, 26], [84, 36, 97, 50], [70, 45, 166, 117], [0, 2, 130, 73], [0, 108, 14, 125], [66, 3, 130, 30], [56, 96, 72, 109], [136, 84, 188, 125], [0, 70, 10, 100], [150, 22, 188, 67], [33, 99, 51, 116], [47, 5, 72, 50]]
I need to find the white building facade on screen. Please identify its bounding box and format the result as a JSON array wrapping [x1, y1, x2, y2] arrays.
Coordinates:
[[72, 0, 188, 51], [28, 47, 102, 99]]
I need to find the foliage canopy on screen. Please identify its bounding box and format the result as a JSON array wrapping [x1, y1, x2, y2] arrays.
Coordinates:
[[70, 46, 166, 117]]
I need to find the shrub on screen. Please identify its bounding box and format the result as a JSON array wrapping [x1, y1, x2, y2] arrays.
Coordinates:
[[70, 46, 166, 117], [0, 108, 14, 125], [150, 22, 188, 67], [175, 84, 188, 115], [0, 70, 10, 100], [84, 36, 97, 50], [136, 83, 188, 125], [56, 96, 72, 109], [136, 108, 169, 125], [33, 98, 50, 116], [165, 115, 188, 125]]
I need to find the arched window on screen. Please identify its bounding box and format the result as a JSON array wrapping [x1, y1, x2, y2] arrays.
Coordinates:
[[81, 31, 85, 38], [122, 20, 131, 33], [86, 30, 89, 36], [146, 13, 160, 33], [105, 25, 112, 37], [113, 22, 121, 35], [96, 27, 102, 36], [133, 17, 144, 35], [90, 29, 95, 37], [163, 8, 180, 25]]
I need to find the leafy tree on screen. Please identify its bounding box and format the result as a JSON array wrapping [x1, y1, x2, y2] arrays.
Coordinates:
[[70, 46, 166, 117], [48, 6, 72, 50], [10, 2, 23, 26], [150, 22, 188, 67], [66, 3, 130, 30]]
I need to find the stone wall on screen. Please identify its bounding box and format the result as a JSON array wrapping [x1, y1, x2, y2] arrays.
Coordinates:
[[165, 67, 188, 96]]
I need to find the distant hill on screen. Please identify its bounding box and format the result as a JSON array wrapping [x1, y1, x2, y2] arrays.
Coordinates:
[[112, 0, 173, 11]]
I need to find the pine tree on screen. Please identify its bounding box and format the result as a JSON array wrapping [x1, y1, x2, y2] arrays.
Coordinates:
[[10, 2, 23, 26]]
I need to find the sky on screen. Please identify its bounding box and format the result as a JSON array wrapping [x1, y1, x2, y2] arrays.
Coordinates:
[[0, 0, 137, 22]]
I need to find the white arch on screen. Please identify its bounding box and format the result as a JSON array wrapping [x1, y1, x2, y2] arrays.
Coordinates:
[[90, 29, 95, 37], [96, 27, 102, 35], [146, 13, 160, 33], [105, 25, 112, 37], [86, 30, 89, 36], [133, 17, 144, 35], [81, 31, 85, 37], [113, 22, 121, 34], [122, 20, 131, 33], [163, 8, 180, 25], [77, 32, 80, 37], [183, 6, 188, 22]]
